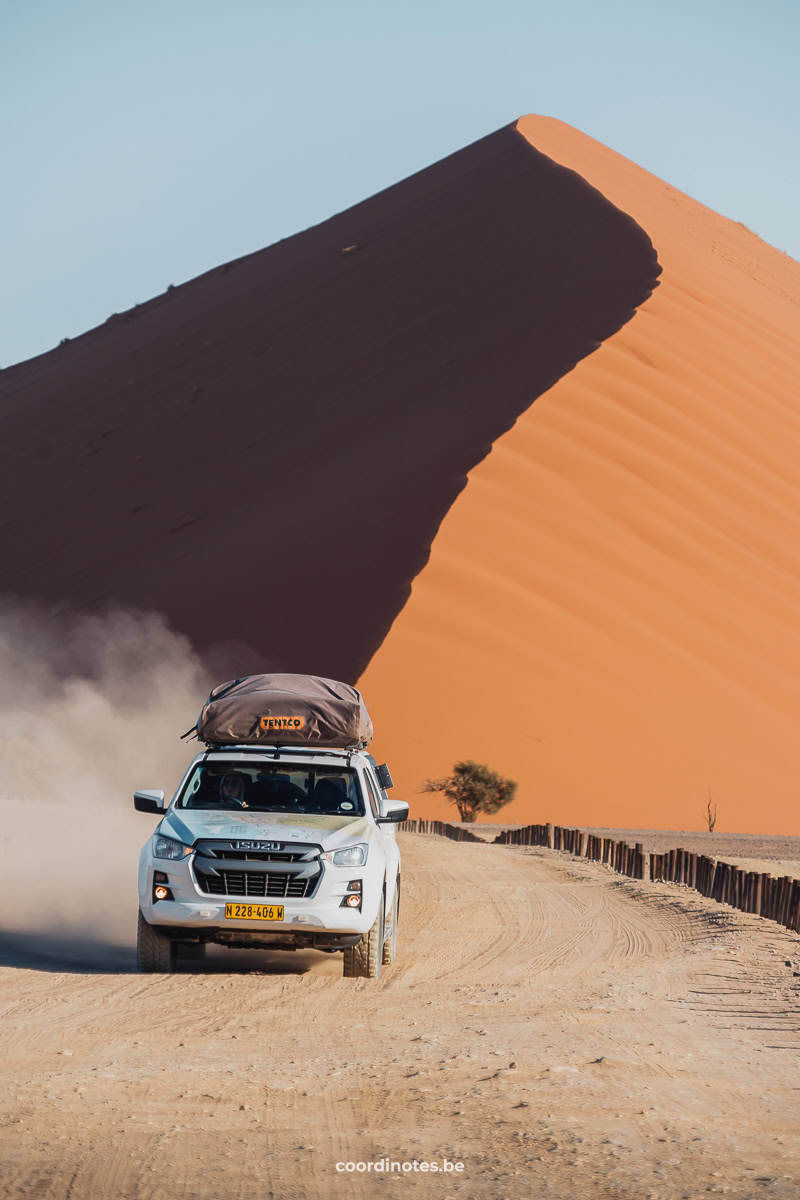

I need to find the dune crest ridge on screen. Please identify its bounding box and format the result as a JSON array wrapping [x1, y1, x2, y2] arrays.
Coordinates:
[[359, 115, 800, 836], [0, 122, 657, 683]]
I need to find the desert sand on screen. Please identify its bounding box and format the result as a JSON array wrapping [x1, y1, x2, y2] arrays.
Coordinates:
[[360, 117, 800, 836], [1, 832, 799, 1198]]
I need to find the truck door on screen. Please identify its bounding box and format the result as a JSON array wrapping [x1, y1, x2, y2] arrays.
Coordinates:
[[364, 770, 399, 903]]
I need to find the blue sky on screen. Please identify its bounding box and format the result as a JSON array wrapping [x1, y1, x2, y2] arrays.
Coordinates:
[[2, 0, 797, 367]]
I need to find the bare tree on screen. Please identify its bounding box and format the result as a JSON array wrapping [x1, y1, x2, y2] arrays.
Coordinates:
[[706, 788, 717, 833]]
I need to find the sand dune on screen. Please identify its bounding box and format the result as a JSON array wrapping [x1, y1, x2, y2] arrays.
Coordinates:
[[360, 117, 800, 835], [0, 123, 656, 683], [2, 116, 797, 835]]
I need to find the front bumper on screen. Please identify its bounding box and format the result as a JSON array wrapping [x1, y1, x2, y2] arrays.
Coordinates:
[[139, 848, 376, 937]]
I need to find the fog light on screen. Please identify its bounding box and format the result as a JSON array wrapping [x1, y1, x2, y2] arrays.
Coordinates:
[[154, 885, 169, 901], [345, 894, 361, 908]]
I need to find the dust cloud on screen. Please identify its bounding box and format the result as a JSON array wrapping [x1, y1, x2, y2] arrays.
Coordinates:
[[0, 604, 210, 968]]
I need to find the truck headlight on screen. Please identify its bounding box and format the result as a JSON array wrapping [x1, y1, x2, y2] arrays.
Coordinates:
[[153, 835, 192, 860], [321, 843, 368, 867]]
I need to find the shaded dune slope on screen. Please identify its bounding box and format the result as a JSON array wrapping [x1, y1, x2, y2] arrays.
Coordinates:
[[360, 116, 800, 835], [0, 125, 658, 680]]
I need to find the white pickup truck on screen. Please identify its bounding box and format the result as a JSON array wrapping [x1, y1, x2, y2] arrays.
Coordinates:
[[135, 745, 407, 977]]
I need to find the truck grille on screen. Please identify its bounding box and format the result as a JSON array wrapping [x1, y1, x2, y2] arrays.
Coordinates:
[[212, 850, 305, 862], [194, 868, 316, 899]]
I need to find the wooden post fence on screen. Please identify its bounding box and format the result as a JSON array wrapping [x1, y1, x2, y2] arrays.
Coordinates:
[[488, 822, 800, 934]]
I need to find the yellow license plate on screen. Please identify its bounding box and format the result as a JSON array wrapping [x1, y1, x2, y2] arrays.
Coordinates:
[[225, 903, 284, 921]]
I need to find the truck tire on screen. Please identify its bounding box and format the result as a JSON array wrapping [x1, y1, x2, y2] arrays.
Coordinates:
[[342, 894, 384, 979], [137, 909, 177, 973], [382, 879, 399, 966]]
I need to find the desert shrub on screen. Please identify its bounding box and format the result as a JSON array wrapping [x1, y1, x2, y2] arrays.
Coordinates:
[[422, 759, 517, 823]]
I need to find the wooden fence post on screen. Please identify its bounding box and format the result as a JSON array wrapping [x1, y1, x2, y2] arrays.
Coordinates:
[[765, 875, 775, 919], [636, 842, 647, 881], [753, 872, 763, 915], [747, 872, 757, 913], [780, 877, 793, 926], [789, 880, 800, 932], [772, 876, 783, 922]]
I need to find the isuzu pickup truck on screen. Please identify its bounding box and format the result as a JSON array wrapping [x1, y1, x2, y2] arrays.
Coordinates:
[[135, 744, 407, 977]]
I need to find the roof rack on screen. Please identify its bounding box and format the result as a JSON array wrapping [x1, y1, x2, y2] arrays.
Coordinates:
[[201, 743, 362, 758]]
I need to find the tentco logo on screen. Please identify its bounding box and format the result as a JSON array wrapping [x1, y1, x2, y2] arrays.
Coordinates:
[[259, 715, 306, 731]]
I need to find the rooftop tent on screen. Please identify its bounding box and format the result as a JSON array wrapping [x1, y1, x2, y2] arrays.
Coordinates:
[[194, 673, 373, 748]]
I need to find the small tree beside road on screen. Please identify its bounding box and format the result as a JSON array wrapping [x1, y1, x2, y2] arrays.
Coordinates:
[[422, 760, 517, 824]]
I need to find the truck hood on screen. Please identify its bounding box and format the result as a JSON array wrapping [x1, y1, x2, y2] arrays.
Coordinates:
[[159, 808, 372, 851]]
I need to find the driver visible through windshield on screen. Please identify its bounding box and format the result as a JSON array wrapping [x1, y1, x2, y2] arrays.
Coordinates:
[[177, 763, 364, 817]]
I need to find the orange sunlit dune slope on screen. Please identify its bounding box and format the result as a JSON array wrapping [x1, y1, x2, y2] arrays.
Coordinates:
[[360, 116, 800, 835]]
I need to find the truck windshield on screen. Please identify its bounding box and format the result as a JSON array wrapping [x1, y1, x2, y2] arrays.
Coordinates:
[[176, 763, 364, 816]]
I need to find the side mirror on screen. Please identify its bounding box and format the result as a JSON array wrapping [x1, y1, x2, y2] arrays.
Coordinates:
[[134, 789, 165, 814], [376, 763, 394, 789], [376, 799, 409, 824]]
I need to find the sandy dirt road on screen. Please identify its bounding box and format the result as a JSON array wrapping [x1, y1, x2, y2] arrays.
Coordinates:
[[1, 833, 799, 1199]]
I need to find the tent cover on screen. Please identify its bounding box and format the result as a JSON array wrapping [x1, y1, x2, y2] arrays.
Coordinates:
[[195, 673, 373, 748]]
